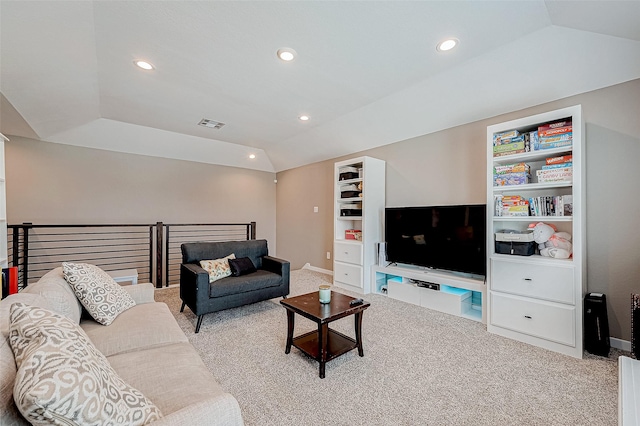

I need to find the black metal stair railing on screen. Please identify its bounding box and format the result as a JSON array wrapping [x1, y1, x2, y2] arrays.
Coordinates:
[[164, 222, 256, 287], [7, 221, 256, 290]]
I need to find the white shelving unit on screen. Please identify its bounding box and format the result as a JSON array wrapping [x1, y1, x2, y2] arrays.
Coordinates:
[[0, 134, 7, 269], [486, 105, 585, 358], [333, 156, 385, 294]]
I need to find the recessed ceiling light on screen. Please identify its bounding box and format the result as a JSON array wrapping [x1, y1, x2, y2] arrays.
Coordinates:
[[249, 154, 256, 159], [277, 48, 297, 62], [436, 38, 458, 52], [134, 60, 155, 70], [298, 115, 310, 121]]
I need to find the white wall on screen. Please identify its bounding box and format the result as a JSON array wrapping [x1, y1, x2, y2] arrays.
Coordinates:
[[6, 136, 277, 248]]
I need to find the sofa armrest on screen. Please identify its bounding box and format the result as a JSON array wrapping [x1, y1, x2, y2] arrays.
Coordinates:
[[180, 264, 211, 315], [149, 394, 244, 426], [262, 255, 290, 277], [122, 283, 155, 304], [262, 256, 290, 296]]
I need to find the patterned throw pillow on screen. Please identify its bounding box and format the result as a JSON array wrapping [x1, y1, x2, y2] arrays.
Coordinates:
[[200, 253, 236, 283], [9, 303, 163, 426], [62, 262, 136, 326]]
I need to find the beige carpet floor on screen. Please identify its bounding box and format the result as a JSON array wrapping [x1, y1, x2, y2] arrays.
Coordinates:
[[154, 269, 622, 426]]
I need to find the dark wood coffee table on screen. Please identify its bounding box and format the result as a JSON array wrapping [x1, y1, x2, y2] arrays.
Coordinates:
[[280, 291, 370, 378]]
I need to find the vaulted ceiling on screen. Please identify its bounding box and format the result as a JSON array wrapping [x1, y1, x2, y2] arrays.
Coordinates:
[[1, 1, 639, 172]]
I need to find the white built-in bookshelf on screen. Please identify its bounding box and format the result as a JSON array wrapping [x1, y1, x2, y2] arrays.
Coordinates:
[[486, 105, 585, 358], [333, 156, 385, 294]]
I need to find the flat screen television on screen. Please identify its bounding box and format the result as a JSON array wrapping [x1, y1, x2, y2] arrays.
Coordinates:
[[385, 205, 486, 277]]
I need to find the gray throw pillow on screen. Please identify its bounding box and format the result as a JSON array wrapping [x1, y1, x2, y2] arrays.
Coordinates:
[[62, 262, 136, 326]]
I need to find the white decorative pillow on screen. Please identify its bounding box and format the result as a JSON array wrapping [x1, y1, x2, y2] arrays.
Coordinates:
[[200, 253, 236, 283], [9, 303, 163, 425], [62, 262, 136, 326]]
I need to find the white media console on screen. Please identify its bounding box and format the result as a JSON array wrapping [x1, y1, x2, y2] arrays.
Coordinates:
[[371, 264, 486, 323]]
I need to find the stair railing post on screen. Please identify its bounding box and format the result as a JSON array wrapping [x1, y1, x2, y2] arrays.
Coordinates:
[[22, 223, 32, 287], [165, 225, 170, 287], [156, 222, 163, 288], [149, 225, 154, 287]]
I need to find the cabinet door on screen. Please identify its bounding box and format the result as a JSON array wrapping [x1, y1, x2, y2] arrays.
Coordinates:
[[334, 241, 363, 265], [491, 259, 574, 304], [333, 262, 363, 288], [490, 293, 575, 346]]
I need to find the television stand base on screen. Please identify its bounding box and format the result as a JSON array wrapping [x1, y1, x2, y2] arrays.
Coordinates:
[[371, 264, 486, 323]]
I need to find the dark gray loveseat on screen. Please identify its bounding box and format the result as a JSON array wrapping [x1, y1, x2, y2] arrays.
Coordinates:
[[180, 239, 290, 332]]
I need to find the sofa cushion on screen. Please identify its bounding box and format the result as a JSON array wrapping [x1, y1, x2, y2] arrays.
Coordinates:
[[210, 269, 282, 298], [22, 267, 82, 324], [200, 253, 236, 283], [108, 342, 238, 419], [228, 257, 256, 277], [62, 262, 136, 326], [81, 302, 188, 357], [9, 303, 163, 426]]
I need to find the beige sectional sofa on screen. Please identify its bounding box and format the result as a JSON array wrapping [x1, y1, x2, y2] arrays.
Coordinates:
[[0, 267, 244, 425]]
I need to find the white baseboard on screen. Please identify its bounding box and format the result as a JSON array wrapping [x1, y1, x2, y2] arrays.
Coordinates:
[[611, 337, 632, 352], [302, 263, 333, 275]]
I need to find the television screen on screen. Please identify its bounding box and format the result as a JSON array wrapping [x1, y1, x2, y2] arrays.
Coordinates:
[[385, 205, 486, 277]]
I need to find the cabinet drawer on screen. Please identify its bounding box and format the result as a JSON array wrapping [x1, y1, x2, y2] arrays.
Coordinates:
[[334, 241, 363, 265], [490, 293, 575, 346], [491, 259, 574, 304], [387, 281, 420, 306], [333, 262, 362, 288]]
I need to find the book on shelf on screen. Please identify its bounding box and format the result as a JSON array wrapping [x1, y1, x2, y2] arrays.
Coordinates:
[[494, 162, 531, 174], [493, 132, 534, 155], [494, 172, 530, 186], [538, 119, 572, 132], [541, 162, 572, 170], [539, 125, 572, 137], [563, 195, 573, 216], [493, 129, 520, 145], [494, 149, 526, 157], [534, 139, 573, 150], [503, 206, 529, 216], [546, 154, 573, 165], [538, 132, 573, 143], [493, 141, 525, 154], [494, 194, 572, 218], [501, 195, 527, 204], [527, 195, 573, 217], [495, 195, 531, 217], [536, 167, 573, 183]]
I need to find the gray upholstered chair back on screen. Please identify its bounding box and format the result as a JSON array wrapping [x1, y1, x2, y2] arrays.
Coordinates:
[[181, 239, 268, 269]]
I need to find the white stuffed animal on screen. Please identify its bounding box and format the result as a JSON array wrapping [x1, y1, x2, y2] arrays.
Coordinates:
[[540, 231, 573, 259], [528, 222, 573, 259], [528, 222, 555, 244]]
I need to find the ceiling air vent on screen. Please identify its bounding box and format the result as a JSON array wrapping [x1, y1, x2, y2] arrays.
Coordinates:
[[198, 119, 226, 129]]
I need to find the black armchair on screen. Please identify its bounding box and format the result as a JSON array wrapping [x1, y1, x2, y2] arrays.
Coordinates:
[[180, 239, 290, 332]]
